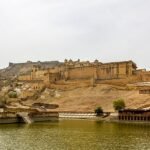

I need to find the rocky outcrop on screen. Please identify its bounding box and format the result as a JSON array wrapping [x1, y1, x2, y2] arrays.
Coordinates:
[[0, 61, 62, 78]]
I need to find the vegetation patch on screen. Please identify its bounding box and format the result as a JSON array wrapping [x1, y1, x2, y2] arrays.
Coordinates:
[[113, 99, 125, 111], [8, 91, 18, 98], [95, 106, 103, 116]]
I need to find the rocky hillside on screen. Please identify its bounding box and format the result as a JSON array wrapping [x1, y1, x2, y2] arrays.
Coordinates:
[[22, 84, 150, 112], [0, 61, 61, 78]]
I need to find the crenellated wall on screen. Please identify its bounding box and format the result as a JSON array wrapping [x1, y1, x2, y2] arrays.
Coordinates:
[[18, 59, 150, 88]]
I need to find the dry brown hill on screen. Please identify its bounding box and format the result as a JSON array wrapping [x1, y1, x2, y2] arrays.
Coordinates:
[[23, 84, 150, 112]]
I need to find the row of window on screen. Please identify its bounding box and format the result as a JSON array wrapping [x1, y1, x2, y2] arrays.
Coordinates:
[[119, 115, 150, 121]]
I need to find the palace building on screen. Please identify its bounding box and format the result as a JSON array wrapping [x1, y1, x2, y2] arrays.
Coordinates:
[[18, 59, 150, 89]]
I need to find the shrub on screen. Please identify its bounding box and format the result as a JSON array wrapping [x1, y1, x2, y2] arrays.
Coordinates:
[[8, 91, 18, 98], [0, 96, 6, 108], [113, 99, 125, 111], [95, 106, 103, 116]]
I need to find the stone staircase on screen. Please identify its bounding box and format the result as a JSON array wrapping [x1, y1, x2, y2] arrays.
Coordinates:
[[17, 112, 33, 124]]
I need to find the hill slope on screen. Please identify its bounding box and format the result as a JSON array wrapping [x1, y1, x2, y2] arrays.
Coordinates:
[[23, 84, 150, 112], [0, 61, 61, 78]]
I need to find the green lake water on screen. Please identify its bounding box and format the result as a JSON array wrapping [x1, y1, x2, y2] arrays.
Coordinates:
[[0, 120, 150, 150]]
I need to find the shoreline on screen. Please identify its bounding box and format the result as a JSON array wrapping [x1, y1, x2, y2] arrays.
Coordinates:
[[1, 111, 150, 124], [58, 118, 150, 125]]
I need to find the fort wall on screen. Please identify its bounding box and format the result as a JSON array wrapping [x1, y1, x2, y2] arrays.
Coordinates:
[[67, 66, 96, 80], [17, 59, 150, 88], [18, 74, 31, 81]]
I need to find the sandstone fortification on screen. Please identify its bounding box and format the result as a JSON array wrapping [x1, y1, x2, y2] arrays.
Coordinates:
[[17, 59, 150, 90]]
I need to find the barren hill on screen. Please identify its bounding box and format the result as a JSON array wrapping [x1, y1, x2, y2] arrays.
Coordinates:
[[23, 84, 150, 112], [0, 61, 61, 78]]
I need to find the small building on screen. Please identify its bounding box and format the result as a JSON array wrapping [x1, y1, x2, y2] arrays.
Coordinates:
[[119, 109, 150, 122], [137, 83, 150, 94], [139, 89, 150, 94], [129, 82, 150, 94]]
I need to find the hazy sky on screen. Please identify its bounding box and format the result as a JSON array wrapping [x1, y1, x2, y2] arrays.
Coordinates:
[[0, 0, 150, 69]]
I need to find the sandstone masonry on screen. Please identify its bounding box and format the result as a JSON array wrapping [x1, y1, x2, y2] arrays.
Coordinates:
[[18, 59, 150, 90]]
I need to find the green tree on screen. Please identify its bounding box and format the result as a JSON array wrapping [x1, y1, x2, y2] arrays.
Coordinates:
[[8, 91, 18, 98], [113, 99, 125, 111], [95, 106, 103, 116]]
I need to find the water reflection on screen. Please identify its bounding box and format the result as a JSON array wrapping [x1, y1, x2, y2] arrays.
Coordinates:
[[0, 120, 150, 150]]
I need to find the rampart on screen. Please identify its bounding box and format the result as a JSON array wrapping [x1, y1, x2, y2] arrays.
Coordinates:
[[17, 59, 150, 89]]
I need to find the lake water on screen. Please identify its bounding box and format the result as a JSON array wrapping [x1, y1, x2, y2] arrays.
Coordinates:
[[0, 120, 150, 150]]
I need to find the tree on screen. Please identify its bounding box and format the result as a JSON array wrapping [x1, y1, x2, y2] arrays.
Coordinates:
[[95, 106, 103, 116], [113, 99, 125, 111], [8, 91, 18, 98]]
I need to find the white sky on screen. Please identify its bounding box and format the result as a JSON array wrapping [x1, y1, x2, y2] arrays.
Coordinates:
[[0, 0, 150, 69]]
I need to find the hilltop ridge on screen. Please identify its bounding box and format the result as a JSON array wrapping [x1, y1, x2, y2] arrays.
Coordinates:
[[0, 61, 61, 78]]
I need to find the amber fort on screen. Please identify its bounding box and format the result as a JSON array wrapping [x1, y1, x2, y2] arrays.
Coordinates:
[[18, 59, 150, 90]]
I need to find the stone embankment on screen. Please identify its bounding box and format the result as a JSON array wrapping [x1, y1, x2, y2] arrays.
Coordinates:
[[17, 112, 33, 124], [0, 108, 59, 124], [59, 112, 97, 119]]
